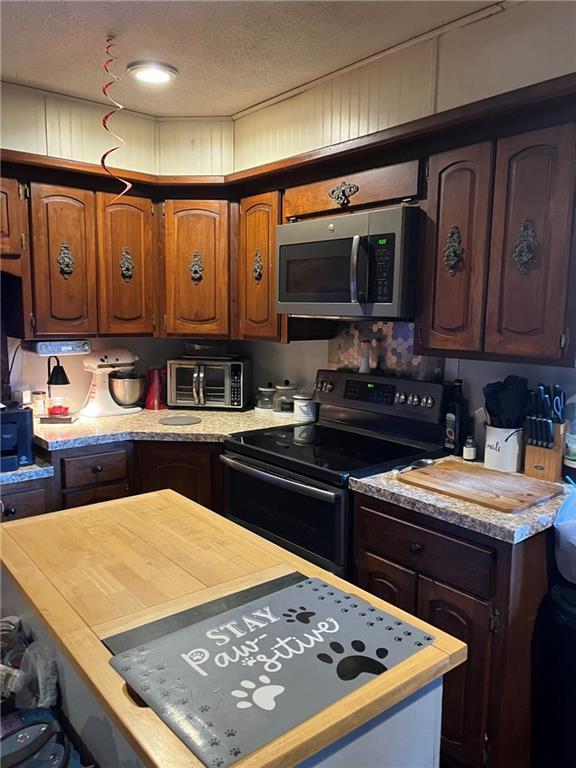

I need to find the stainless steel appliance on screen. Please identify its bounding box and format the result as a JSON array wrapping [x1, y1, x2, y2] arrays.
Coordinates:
[[80, 349, 142, 418], [222, 370, 448, 576], [276, 205, 419, 319], [167, 357, 251, 410]]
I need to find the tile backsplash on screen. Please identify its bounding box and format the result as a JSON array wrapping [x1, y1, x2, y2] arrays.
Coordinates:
[[328, 321, 444, 381]]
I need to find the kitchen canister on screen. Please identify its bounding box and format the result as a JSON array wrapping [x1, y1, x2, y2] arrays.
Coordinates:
[[293, 392, 318, 424], [484, 425, 523, 473]]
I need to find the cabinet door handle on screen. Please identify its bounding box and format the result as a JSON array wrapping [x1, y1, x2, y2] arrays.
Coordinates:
[[189, 250, 204, 284], [93, 464, 103, 474], [410, 542, 424, 553], [253, 249, 263, 283]]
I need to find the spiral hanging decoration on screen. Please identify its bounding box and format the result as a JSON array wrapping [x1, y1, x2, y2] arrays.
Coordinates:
[[100, 36, 132, 202]]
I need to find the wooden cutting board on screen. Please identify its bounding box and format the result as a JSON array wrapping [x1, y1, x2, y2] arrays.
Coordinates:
[[398, 459, 563, 513]]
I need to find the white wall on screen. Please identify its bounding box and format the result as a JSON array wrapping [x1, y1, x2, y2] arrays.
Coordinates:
[[2, 2, 574, 175], [234, 340, 330, 393]]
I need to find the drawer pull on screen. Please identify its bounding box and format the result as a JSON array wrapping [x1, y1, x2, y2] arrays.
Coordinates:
[[4, 507, 17, 519], [93, 464, 104, 474], [410, 542, 424, 554]]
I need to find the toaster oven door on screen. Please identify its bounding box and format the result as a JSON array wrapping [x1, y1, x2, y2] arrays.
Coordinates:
[[200, 365, 229, 406]]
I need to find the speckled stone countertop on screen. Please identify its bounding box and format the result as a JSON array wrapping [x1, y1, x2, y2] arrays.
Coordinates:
[[0, 461, 55, 486], [32, 409, 300, 451], [350, 457, 569, 544]]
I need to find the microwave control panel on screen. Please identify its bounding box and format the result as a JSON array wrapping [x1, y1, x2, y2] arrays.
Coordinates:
[[367, 233, 395, 303], [230, 363, 243, 408]]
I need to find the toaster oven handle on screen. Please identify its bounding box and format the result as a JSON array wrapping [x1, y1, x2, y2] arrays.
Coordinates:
[[192, 366, 200, 405], [198, 365, 205, 405], [349, 234, 361, 303], [220, 455, 338, 503]]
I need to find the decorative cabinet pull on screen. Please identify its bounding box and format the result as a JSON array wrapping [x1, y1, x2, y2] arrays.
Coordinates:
[[57, 242, 74, 279], [252, 249, 263, 283], [512, 218, 538, 275], [443, 225, 464, 277], [410, 542, 424, 554], [328, 181, 359, 207], [189, 250, 204, 284], [119, 247, 134, 282], [93, 464, 103, 474]]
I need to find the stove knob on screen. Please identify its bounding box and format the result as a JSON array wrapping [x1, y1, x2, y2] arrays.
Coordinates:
[[396, 392, 407, 404], [425, 395, 435, 408], [410, 394, 421, 407]]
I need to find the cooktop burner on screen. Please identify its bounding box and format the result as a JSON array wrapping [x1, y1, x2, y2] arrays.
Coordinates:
[[225, 424, 439, 486]]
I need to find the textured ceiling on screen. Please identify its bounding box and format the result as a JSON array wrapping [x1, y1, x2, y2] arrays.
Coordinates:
[[1, 1, 493, 116]]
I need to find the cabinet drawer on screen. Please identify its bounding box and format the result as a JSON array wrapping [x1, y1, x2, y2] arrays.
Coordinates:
[[62, 450, 128, 488], [1, 488, 47, 521], [356, 551, 417, 614], [63, 482, 130, 509], [358, 505, 495, 597], [283, 161, 419, 220]]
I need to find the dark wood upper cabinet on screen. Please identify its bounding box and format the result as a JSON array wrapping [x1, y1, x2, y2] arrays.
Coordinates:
[[30, 183, 97, 336], [239, 192, 281, 340], [96, 193, 155, 335], [164, 200, 229, 336], [418, 577, 493, 768], [0, 178, 26, 260], [419, 143, 493, 352], [485, 124, 576, 359]]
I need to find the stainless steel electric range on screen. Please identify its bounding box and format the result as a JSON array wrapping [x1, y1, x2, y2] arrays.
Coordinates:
[[222, 370, 449, 577]]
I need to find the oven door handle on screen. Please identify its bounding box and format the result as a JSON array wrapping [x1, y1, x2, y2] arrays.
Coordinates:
[[349, 234, 361, 303], [192, 366, 200, 405], [220, 455, 338, 503], [198, 365, 205, 405]]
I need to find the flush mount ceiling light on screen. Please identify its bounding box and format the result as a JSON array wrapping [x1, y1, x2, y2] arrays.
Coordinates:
[[127, 61, 179, 84]]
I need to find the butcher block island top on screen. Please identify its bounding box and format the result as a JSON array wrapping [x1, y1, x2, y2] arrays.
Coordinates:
[[1, 490, 465, 768]]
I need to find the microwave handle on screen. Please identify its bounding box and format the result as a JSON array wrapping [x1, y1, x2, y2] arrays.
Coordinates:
[[199, 365, 205, 405], [192, 366, 200, 405], [349, 234, 361, 303]]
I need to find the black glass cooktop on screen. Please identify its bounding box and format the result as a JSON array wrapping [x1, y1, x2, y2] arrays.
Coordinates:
[[226, 424, 439, 486]]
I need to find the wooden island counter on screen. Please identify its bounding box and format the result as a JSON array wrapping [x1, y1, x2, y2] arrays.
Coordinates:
[[1, 491, 466, 768]]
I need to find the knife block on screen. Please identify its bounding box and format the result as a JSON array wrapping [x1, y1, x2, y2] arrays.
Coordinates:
[[524, 421, 567, 482]]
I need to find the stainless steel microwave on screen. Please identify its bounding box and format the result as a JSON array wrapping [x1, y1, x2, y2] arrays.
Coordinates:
[[167, 358, 252, 410], [276, 205, 419, 318]]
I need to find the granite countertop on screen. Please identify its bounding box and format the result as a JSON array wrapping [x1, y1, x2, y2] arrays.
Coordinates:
[[32, 408, 300, 451], [350, 457, 569, 544], [0, 460, 55, 486]]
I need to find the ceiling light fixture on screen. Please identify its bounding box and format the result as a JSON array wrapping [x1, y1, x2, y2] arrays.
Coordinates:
[[127, 61, 179, 84]]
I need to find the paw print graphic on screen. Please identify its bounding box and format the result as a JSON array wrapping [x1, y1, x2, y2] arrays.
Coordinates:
[[120, 664, 132, 672], [155, 663, 166, 671], [199, 704, 211, 713], [209, 738, 220, 747], [376, 616, 384, 622], [230, 747, 242, 757], [158, 676, 167, 684], [224, 729, 237, 738], [366, 621, 375, 627], [175, 697, 189, 706], [359, 611, 367, 617], [231, 675, 285, 711], [317, 640, 389, 681], [403, 630, 413, 637], [283, 606, 316, 624], [394, 636, 404, 642], [160, 689, 171, 698], [212, 759, 224, 768]]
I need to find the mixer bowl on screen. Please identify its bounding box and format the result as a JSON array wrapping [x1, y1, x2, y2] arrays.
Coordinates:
[[109, 372, 146, 407]]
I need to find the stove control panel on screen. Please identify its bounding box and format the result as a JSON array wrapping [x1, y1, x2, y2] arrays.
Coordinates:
[[314, 370, 446, 424]]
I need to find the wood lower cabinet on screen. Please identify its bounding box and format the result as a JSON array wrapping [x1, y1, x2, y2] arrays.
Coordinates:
[[417, 577, 493, 768], [96, 193, 155, 335], [239, 192, 281, 340], [485, 124, 576, 359], [354, 493, 549, 768], [418, 143, 493, 352], [135, 442, 222, 512], [164, 200, 229, 336], [1, 479, 52, 522], [30, 183, 97, 336]]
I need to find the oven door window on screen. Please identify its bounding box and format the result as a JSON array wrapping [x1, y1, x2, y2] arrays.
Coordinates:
[[174, 366, 197, 403], [202, 365, 227, 405], [278, 238, 356, 303], [224, 458, 346, 565]]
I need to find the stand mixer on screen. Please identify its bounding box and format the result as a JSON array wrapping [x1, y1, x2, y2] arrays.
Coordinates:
[[80, 349, 143, 418]]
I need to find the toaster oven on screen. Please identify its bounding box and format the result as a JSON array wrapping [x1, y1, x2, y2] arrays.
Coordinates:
[[166, 358, 252, 410]]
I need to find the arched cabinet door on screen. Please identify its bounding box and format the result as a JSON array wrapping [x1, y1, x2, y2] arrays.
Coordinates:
[[485, 124, 576, 359], [418, 142, 493, 352], [239, 192, 281, 340], [30, 184, 97, 336], [417, 576, 493, 768], [164, 200, 229, 336], [96, 193, 155, 335], [355, 550, 417, 614]]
